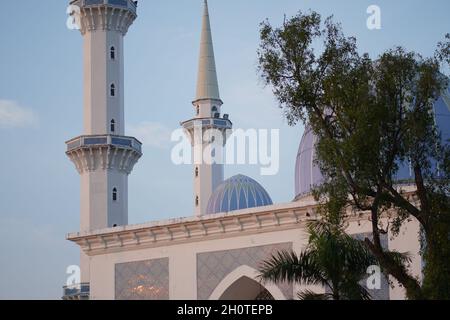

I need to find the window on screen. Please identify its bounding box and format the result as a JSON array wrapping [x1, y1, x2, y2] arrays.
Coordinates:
[[195, 196, 199, 207], [112, 188, 118, 201], [212, 106, 219, 118], [110, 84, 116, 97], [195, 167, 199, 177], [196, 106, 200, 115], [110, 119, 115, 133], [110, 46, 116, 60]]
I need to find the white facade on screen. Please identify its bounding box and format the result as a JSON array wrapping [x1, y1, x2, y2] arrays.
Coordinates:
[[65, 0, 142, 286], [67, 199, 422, 300], [64, 0, 423, 300]]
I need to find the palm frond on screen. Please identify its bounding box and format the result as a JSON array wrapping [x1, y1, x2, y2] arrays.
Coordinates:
[[385, 250, 412, 267], [260, 220, 380, 300], [297, 289, 333, 300], [339, 281, 372, 300], [258, 250, 328, 286], [339, 233, 378, 273]]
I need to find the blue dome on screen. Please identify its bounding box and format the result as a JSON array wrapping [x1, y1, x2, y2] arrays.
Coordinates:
[[396, 88, 450, 180], [206, 175, 273, 214], [295, 88, 450, 198]]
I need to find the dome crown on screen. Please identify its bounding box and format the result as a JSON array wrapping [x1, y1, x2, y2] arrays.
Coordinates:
[[206, 174, 273, 214]]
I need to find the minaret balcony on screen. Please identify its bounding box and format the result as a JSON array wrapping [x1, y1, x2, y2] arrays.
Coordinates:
[[181, 117, 233, 131], [62, 283, 90, 300], [66, 134, 142, 153], [65, 135, 142, 174], [71, 0, 137, 14]]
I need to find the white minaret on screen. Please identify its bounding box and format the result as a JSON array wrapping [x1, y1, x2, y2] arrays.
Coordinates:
[[181, 0, 232, 216], [65, 0, 142, 286]]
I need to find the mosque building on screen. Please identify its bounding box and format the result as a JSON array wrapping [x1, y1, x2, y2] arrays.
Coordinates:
[[62, 0, 450, 300]]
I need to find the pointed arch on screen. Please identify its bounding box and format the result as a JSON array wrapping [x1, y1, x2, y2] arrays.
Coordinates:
[[208, 265, 286, 300], [112, 188, 118, 201], [110, 46, 116, 60], [110, 83, 116, 97]]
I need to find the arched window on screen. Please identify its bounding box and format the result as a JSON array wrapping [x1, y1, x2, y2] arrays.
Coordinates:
[[196, 106, 200, 116], [195, 167, 199, 177], [195, 196, 199, 207], [112, 188, 118, 201], [110, 46, 116, 60], [110, 84, 116, 97], [212, 106, 220, 118], [110, 119, 115, 133]]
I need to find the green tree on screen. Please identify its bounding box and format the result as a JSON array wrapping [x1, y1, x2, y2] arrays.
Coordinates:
[[257, 11, 450, 299], [259, 221, 378, 300]]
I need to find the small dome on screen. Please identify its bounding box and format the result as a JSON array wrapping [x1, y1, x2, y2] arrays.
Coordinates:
[[206, 175, 273, 214], [294, 88, 450, 198]]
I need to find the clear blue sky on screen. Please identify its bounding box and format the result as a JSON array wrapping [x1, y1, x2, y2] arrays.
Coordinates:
[[0, 0, 448, 299]]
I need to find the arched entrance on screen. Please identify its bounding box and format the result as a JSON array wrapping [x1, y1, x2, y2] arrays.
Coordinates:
[[209, 265, 286, 300], [219, 276, 274, 300]]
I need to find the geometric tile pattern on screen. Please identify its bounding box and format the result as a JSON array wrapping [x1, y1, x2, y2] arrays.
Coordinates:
[[197, 243, 293, 300], [115, 258, 169, 300]]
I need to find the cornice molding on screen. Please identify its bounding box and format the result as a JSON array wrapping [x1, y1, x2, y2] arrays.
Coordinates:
[[68, 188, 419, 256], [68, 203, 319, 255]]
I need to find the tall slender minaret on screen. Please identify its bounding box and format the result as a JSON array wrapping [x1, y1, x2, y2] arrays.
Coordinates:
[[65, 0, 142, 285], [181, 0, 232, 216]]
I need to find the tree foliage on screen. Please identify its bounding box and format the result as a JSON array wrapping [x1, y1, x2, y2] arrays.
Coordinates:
[[258, 11, 450, 299]]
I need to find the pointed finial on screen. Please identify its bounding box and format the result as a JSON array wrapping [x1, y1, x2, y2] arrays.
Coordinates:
[[194, 0, 221, 102]]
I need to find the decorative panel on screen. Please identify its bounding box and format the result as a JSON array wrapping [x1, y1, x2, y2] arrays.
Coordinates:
[[197, 243, 293, 300], [115, 258, 169, 300]]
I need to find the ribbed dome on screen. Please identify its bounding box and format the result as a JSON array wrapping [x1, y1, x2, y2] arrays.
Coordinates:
[[206, 175, 273, 214], [295, 88, 450, 198]]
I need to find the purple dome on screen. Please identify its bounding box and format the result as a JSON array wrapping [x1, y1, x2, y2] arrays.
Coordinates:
[[294, 127, 324, 198], [294, 88, 450, 198]]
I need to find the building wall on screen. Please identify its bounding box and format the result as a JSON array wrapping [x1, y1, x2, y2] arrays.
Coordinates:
[[86, 214, 422, 300], [89, 227, 309, 299]]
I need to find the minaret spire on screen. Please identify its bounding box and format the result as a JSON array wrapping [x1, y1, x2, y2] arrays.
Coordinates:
[[195, 0, 221, 102], [182, 0, 232, 216]]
